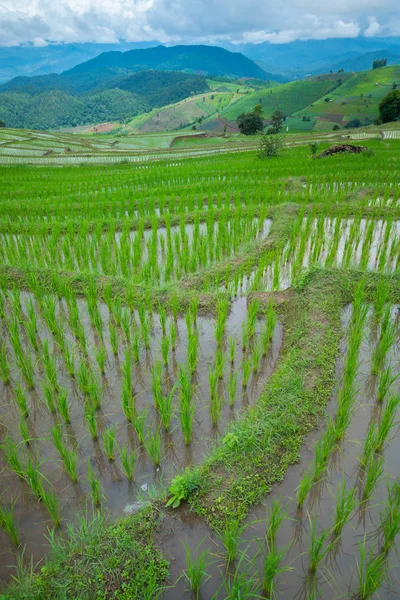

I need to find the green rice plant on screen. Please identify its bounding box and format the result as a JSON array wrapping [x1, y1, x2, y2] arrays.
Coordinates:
[[87, 459, 102, 506], [266, 497, 287, 548], [380, 482, 400, 554], [362, 454, 385, 502], [371, 310, 395, 376], [179, 374, 195, 446], [333, 476, 358, 535], [357, 538, 387, 600], [308, 517, 335, 573], [311, 421, 336, 482], [228, 371, 238, 408], [210, 391, 224, 427], [242, 357, 252, 389], [87, 370, 102, 411], [158, 385, 176, 432], [133, 409, 147, 444], [14, 384, 28, 418], [132, 331, 141, 363], [159, 304, 167, 335], [218, 519, 247, 564], [24, 455, 45, 500], [169, 321, 177, 351], [119, 445, 136, 481], [215, 552, 259, 599], [374, 395, 400, 452], [262, 541, 291, 598], [241, 321, 249, 352], [41, 486, 61, 527], [95, 344, 107, 375], [51, 425, 78, 482], [215, 348, 225, 380], [57, 388, 70, 424], [43, 378, 57, 414], [121, 378, 136, 423], [152, 360, 163, 412], [18, 348, 35, 390], [85, 401, 98, 441], [0, 435, 23, 478], [297, 469, 314, 508], [373, 279, 390, 323], [103, 425, 117, 461], [145, 429, 162, 467], [0, 342, 10, 384], [161, 335, 170, 368], [187, 330, 199, 374], [0, 501, 20, 546], [19, 412, 31, 446], [183, 541, 210, 598], [377, 368, 399, 403], [109, 320, 118, 356], [41, 340, 58, 392], [229, 336, 235, 365], [251, 341, 262, 374]]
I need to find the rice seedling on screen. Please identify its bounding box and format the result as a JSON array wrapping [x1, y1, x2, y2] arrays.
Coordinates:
[[161, 335, 170, 367], [51, 425, 78, 482], [95, 344, 107, 375], [183, 541, 210, 598], [85, 401, 98, 441], [0, 501, 20, 546], [266, 497, 287, 548], [109, 320, 118, 356], [380, 482, 400, 554], [133, 409, 147, 444], [215, 348, 225, 379], [119, 445, 136, 481], [1, 435, 23, 478], [24, 455, 45, 500], [57, 388, 70, 424], [41, 486, 61, 527], [210, 390, 224, 427], [371, 309, 395, 376], [377, 367, 399, 403], [297, 470, 314, 508], [87, 459, 102, 506], [0, 341, 10, 384], [228, 371, 238, 407], [362, 454, 385, 502], [242, 357, 252, 389], [229, 336, 235, 365], [179, 380, 195, 446], [145, 429, 162, 467], [169, 321, 177, 351], [187, 330, 199, 374], [43, 379, 57, 414], [374, 394, 400, 452], [333, 476, 358, 535], [218, 519, 246, 564], [262, 541, 291, 598], [19, 412, 31, 446], [251, 341, 262, 374], [357, 538, 387, 600], [308, 517, 335, 573], [14, 384, 28, 418], [158, 385, 176, 431], [103, 425, 117, 461], [132, 331, 141, 363]]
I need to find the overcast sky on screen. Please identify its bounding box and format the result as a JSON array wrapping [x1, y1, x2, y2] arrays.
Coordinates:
[[0, 0, 399, 47]]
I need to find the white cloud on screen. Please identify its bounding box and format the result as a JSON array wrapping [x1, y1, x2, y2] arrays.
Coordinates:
[[364, 16, 382, 37], [0, 0, 397, 46]]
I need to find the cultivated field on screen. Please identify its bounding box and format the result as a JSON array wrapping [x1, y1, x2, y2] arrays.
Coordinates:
[[0, 133, 399, 599]]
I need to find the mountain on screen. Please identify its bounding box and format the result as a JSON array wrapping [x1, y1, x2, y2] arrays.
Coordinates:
[[0, 70, 209, 129], [232, 37, 400, 79], [322, 50, 400, 74], [66, 45, 273, 80], [0, 42, 158, 84]]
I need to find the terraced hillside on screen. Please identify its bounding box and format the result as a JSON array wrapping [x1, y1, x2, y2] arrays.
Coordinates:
[[0, 131, 399, 600]]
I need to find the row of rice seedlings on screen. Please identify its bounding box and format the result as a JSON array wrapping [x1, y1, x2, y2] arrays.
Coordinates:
[[371, 305, 396, 375], [1, 210, 269, 284]]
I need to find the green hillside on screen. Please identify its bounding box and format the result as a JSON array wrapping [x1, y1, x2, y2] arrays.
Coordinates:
[[294, 64, 400, 131]]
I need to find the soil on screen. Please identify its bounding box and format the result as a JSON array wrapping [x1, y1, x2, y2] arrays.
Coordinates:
[[317, 144, 367, 158]]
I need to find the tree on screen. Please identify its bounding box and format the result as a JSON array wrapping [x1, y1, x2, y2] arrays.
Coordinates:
[[267, 109, 284, 134], [378, 89, 400, 123], [253, 103, 263, 116], [237, 111, 263, 135], [333, 124, 340, 131], [373, 58, 387, 69], [258, 133, 283, 159], [0, 120, 5, 128]]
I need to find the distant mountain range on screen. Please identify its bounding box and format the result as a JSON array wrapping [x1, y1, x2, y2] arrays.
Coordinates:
[[0, 45, 276, 130], [1, 37, 400, 84]]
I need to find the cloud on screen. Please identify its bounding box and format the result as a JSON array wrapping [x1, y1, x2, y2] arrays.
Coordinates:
[[364, 16, 382, 37], [0, 0, 398, 46]]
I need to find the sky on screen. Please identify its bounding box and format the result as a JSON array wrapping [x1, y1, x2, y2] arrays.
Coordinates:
[[0, 0, 399, 47]]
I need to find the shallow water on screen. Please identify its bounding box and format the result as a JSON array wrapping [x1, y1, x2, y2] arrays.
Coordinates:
[[0, 292, 281, 582]]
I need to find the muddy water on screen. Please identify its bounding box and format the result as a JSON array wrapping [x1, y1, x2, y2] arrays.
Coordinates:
[[229, 218, 400, 295], [160, 305, 400, 599], [0, 293, 282, 582]]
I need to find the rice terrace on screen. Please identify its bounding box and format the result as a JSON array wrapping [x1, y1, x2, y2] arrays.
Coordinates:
[[0, 45, 400, 600]]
